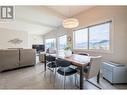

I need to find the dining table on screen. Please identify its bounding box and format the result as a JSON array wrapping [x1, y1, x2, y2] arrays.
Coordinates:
[[44, 52, 100, 89]]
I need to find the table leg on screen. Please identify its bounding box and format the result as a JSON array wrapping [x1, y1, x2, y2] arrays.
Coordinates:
[[79, 66, 84, 89], [44, 54, 46, 71], [97, 70, 100, 83]]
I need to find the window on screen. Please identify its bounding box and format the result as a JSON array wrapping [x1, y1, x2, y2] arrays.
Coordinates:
[[74, 28, 88, 49], [73, 21, 111, 51], [45, 38, 56, 50], [58, 35, 67, 51], [89, 23, 110, 50]]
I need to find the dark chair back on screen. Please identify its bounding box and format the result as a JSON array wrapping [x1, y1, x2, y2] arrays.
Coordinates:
[[46, 55, 56, 62], [78, 53, 89, 56], [56, 58, 71, 67]]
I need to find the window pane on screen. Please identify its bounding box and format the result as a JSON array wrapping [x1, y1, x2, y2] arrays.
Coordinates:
[[58, 35, 67, 50], [89, 23, 110, 50], [45, 38, 56, 49], [74, 28, 88, 49]]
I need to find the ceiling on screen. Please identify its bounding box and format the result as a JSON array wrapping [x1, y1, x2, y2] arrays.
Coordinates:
[[0, 6, 93, 35], [48, 6, 93, 17]]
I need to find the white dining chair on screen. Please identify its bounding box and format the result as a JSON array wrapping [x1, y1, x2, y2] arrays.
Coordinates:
[[76, 56, 102, 89]]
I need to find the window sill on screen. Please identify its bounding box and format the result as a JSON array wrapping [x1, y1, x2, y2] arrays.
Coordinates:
[[73, 48, 113, 54]]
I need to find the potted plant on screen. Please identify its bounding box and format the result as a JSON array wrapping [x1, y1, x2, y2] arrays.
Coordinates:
[[64, 43, 72, 57]]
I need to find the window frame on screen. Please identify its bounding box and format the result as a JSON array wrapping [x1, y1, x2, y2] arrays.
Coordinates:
[[58, 35, 67, 51], [45, 38, 56, 50], [73, 21, 112, 53], [73, 28, 89, 49]]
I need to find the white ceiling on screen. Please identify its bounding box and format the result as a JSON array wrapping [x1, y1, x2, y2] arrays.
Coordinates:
[[0, 6, 93, 35], [48, 6, 93, 17]]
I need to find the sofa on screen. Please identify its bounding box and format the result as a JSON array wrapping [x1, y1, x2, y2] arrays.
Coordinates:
[[19, 49, 36, 67], [0, 49, 36, 72]]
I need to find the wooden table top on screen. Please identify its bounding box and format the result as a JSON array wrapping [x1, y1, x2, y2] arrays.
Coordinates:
[[49, 53, 91, 67]]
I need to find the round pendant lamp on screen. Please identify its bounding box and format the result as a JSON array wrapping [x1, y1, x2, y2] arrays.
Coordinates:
[[62, 18, 79, 29]]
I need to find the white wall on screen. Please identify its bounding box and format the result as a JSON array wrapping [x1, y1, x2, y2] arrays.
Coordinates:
[[44, 6, 127, 64], [28, 34, 43, 48], [0, 6, 45, 49], [43, 26, 71, 51], [0, 28, 28, 49], [73, 6, 127, 64], [0, 28, 44, 49], [44, 26, 68, 39]]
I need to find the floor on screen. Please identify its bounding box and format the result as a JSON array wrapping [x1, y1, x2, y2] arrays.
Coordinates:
[[0, 62, 127, 90]]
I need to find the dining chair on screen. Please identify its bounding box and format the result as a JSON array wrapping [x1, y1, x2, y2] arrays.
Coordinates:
[[78, 53, 90, 72], [78, 53, 89, 56], [76, 56, 102, 89], [55, 58, 77, 89], [46, 55, 59, 82]]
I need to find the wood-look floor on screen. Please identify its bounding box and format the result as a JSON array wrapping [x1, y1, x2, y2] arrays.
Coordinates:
[[0, 62, 127, 89]]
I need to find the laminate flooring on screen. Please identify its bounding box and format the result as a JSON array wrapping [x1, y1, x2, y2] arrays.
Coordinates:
[[0, 63, 127, 89]]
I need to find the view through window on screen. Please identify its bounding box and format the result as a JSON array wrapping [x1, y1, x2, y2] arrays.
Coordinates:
[[73, 22, 111, 51], [89, 23, 110, 50], [45, 38, 56, 50], [74, 28, 88, 49], [58, 35, 67, 51]]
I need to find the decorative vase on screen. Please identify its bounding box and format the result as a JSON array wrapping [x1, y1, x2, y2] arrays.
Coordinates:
[[64, 49, 72, 57]]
